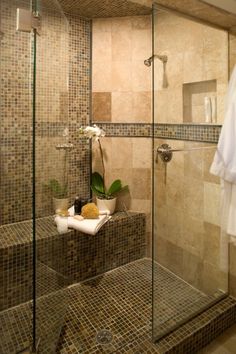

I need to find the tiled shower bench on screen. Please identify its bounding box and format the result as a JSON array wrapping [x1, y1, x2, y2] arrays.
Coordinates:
[[0, 211, 146, 311]]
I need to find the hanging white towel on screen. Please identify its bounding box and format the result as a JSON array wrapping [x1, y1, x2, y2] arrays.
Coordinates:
[[210, 65, 236, 237]]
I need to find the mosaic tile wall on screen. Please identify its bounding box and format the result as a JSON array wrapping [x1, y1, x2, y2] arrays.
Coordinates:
[[0, 0, 33, 225], [0, 212, 145, 311], [57, 0, 151, 18], [0, 1, 91, 225]]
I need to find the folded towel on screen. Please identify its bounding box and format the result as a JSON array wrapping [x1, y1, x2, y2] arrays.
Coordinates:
[[55, 208, 111, 235], [67, 215, 110, 235]]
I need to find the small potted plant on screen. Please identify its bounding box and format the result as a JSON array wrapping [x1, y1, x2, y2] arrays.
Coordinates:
[[91, 172, 128, 214], [79, 125, 128, 214], [45, 179, 69, 213]]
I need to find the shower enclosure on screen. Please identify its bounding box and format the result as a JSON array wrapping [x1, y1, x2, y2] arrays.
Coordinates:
[[0, 0, 70, 352], [0, 0, 232, 352], [152, 4, 229, 341]]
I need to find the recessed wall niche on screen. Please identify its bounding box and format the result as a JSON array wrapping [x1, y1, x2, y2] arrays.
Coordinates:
[[183, 80, 217, 124]]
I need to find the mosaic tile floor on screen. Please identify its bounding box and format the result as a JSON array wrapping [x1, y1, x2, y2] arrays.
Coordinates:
[[0, 258, 226, 354], [57, 259, 222, 353]]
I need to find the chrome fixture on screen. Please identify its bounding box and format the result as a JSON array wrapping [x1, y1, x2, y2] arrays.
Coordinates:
[[16, 8, 41, 34], [156, 144, 217, 163], [144, 54, 168, 67], [144, 54, 168, 88], [157, 144, 217, 155], [156, 144, 173, 163], [56, 143, 74, 151], [96, 330, 113, 345]]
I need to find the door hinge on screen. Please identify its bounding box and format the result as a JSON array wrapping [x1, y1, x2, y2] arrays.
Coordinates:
[[16, 9, 41, 35]]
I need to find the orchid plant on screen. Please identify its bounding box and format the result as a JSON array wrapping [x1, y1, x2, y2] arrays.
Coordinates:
[[79, 125, 128, 200]]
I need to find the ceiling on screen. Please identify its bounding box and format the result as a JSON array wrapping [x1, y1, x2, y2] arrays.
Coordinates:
[[57, 0, 152, 18], [202, 0, 236, 15], [154, 0, 236, 33]]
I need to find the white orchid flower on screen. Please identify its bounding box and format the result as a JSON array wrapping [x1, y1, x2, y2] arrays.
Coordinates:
[[79, 125, 105, 141]]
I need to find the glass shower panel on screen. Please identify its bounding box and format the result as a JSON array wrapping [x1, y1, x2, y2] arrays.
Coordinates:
[[34, 0, 69, 352], [152, 5, 229, 341], [0, 0, 34, 352], [152, 139, 228, 340]]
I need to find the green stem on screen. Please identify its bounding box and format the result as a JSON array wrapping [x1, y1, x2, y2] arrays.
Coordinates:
[[98, 139, 105, 190]]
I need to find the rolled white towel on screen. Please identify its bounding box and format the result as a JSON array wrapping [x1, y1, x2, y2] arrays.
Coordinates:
[[67, 215, 111, 235], [55, 215, 69, 234], [68, 205, 75, 216]]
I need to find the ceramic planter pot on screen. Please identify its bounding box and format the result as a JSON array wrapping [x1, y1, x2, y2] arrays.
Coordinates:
[[53, 197, 69, 213], [96, 197, 116, 215]]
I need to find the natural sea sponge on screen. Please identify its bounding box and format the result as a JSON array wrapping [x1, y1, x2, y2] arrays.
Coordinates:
[[81, 203, 99, 219]]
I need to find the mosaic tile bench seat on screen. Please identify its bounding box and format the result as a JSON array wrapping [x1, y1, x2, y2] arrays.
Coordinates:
[[0, 212, 146, 311]]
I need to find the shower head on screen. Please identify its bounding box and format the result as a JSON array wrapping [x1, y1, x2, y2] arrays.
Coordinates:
[[144, 54, 169, 89], [144, 54, 168, 67], [144, 56, 153, 67], [144, 56, 153, 66]]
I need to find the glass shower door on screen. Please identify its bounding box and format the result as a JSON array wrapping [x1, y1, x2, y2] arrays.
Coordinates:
[[152, 4, 229, 341], [33, 0, 70, 352], [152, 140, 228, 340], [0, 0, 34, 353]]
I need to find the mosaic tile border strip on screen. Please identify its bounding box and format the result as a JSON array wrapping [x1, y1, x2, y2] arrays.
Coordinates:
[[92, 122, 222, 143], [90, 122, 152, 137], [1, 122, 222, 142], [155, 123, 222, 143]]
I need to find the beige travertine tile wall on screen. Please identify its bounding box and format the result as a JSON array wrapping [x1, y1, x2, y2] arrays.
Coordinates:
[[154, 138, 228, 295], [154, 11, 228, 124], [229, 33, 236, 74], [92, 15, 152, 123], [92, 15, 152, 254], [92, 137, 152, 253]]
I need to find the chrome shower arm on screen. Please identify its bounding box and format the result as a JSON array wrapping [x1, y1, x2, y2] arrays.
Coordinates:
[[154, 54, 168, 63]]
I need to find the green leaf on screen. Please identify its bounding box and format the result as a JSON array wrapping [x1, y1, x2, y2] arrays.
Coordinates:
[[107, 179, 122, 196], [91, 184, 105, 198], [91, 172, 105, 194]]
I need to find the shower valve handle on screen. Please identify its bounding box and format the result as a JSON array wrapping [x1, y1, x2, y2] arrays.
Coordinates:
[[156, 144, 173, 163]]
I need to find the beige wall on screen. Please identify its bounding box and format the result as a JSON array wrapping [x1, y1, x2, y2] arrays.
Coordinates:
[[92, 15, 152, 123], [230, 33, 236, 74], [92, 15, 152, 255], [154, 139, 228, 295], [91, 11, 236, 297], [92, 137, 152, 254], [154, 12, 228, 124]]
